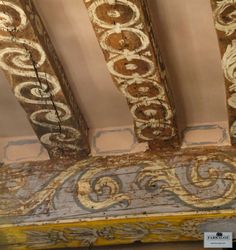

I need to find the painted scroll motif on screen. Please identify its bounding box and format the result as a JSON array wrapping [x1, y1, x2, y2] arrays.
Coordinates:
[[212, 0, 236, 144], [1, 149, 236, 221], [0, 0, 89, 158], [25, 217, 234, 248], [84, 0, 179, 145], [24, 221, 188, 248], [1, 214, 235, 249]]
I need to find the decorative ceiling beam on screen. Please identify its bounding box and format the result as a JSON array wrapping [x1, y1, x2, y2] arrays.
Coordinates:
[[1, 146, 236, 248], [84, 0, 179, 149], [0, 0, 90, 159], [211, 0, 236, 145]]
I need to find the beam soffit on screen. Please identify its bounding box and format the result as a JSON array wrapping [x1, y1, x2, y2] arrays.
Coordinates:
[[84, 0, 180, 149]]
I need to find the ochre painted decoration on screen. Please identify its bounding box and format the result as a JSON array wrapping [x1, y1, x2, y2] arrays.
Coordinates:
[[211, 0, 236, 145], [0, 0, 90, 158], [1, 147, 236, 248], [1, 213, 236, 249], [84, 0, 179, 147]]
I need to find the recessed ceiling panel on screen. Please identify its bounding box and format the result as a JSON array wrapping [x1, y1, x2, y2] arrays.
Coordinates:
[[148, 0, 227, 128], [34, 0, 133, 129]]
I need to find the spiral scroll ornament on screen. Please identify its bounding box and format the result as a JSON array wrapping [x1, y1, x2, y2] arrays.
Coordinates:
[[77, 165, 130, 211], [1, 151, 236, 216], [0, 1, 85, 157], [136, 153, 236, 208], [85, 0, 177, 142], [214, 0, 236, 36], [222, 40, 236, 138], [213, 0, 236, 141]]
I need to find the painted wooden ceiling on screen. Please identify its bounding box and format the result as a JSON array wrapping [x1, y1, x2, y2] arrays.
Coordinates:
[[0, 0, 227, 137], [1, 1, 236, 249]]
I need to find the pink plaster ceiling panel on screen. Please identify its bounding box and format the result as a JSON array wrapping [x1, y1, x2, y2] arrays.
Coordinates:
[[0, 71, 35, 137], [148, 0, 227, 129], [34, 0, 133, 129]]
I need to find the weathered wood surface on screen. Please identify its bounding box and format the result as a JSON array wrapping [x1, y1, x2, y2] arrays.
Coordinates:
[[83, 0, 179, 148], [0, 0, 90, 159], [211, 0, 236, 145], [1, 147, 236, 248]]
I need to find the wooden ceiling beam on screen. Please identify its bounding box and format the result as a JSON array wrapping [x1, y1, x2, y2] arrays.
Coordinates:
[[0, 0, 90, 159], [211, 0, 236, 145], [1, 146, 236, 248], [84, 0, 179, 149]]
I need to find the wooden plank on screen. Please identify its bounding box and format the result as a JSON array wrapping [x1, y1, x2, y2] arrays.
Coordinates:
[[0, 0, 90, 159], [211, 0, 236, 145], [83, 0, 179, 149], [1, 146, 236, 248], [0, 213, 234, 249]]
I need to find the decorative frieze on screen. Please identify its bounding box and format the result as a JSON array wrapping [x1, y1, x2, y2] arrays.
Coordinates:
[[1, 147, 236, 248]]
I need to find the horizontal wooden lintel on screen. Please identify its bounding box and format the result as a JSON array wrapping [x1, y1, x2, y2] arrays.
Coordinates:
[[1, 146, 236, 248]]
